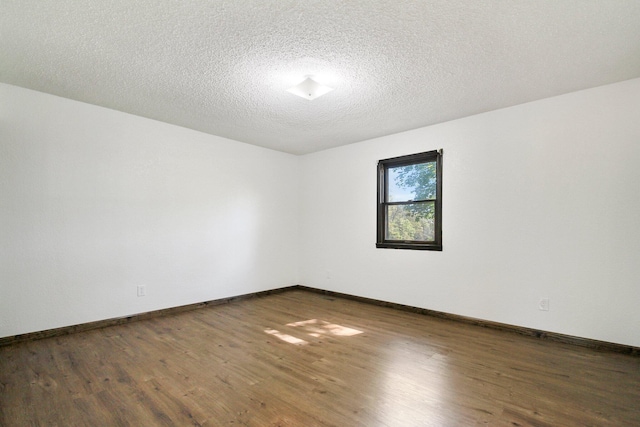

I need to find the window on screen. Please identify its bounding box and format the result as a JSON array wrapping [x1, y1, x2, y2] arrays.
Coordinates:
[[377, 150, 442, 250]]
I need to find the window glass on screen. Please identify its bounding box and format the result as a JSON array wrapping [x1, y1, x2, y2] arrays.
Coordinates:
[[386, 203, 435, 241], [387, 162, 437, 202]]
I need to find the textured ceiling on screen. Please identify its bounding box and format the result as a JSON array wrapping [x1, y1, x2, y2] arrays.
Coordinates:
[[2, 1, 640, 155]]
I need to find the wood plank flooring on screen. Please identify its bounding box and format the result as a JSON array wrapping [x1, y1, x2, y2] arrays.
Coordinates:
[[1, 290, 639, 426]]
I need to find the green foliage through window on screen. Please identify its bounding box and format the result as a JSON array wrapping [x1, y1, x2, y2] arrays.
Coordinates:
[[386, 203, 435, 241]]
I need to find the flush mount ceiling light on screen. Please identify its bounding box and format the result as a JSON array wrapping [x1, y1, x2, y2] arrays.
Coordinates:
[[286, 77, 334, 100]]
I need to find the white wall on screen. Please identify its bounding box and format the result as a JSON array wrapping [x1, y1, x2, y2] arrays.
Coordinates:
[[0, 83, 300, 338], [300, 78, 640, 348]]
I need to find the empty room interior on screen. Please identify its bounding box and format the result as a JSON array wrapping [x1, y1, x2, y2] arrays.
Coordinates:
[[1, 1, 640, 426]]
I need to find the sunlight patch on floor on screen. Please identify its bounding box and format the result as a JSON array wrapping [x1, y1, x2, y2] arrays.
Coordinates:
[[265, 320, 363, 345], [287, 319, 364, 337], [264, 328, 308, 345]]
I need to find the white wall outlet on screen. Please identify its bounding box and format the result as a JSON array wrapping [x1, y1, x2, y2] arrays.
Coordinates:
[[137, 285, 146, 297], [539, 298, 550, 311]]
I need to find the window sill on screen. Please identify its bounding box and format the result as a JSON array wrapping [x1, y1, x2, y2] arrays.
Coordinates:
[[376, 242, 442, 251]]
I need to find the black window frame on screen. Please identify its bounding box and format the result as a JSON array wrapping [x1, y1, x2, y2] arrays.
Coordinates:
[[376, 149, 443, 251]]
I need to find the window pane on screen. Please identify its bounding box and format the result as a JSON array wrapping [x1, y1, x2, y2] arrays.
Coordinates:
[[387, 161, 437, 202], [386, 202, 435, 241]]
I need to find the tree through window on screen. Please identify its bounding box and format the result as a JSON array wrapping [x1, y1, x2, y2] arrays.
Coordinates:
[[377, 150, 442, 250]]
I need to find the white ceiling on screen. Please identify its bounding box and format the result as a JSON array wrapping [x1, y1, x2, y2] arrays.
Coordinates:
[[2, 1, 640, 155]]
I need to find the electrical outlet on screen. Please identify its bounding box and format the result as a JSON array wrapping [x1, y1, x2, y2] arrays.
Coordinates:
[[539, 298, 549, 311], [137, 285, 146, 297]]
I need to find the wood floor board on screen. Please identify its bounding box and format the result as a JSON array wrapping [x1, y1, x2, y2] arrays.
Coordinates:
[[1, 289, 639, 426]]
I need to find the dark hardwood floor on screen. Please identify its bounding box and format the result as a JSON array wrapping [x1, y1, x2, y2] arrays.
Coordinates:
[[1, 290, 639, 426]]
